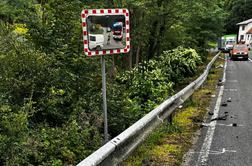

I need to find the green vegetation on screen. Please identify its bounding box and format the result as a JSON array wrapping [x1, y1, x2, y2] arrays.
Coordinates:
[[224, 0, 252, 34], [0, 0, 236, 165], [121, 52, 225, 166], [90, 23, 104, 34], [115, 47, 202, 120]]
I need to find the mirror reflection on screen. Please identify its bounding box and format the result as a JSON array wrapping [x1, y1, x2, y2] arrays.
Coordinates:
[[86, 15, 126, 51]]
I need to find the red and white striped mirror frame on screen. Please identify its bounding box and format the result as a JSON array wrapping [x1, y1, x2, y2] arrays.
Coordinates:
[[81, 9, 130, 56]]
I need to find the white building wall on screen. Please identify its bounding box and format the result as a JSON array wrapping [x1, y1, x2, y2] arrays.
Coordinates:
[[238, 22, 252, 44], [245, 34, 250, 45], [238, 25, 246, 42], [246, 22, 252, 45]]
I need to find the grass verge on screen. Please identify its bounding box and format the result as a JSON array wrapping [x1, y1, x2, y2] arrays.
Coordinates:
[[121, 52, 225, 166]]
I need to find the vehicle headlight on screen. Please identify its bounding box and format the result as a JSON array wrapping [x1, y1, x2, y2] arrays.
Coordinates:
[[234, 52, 237, 55]]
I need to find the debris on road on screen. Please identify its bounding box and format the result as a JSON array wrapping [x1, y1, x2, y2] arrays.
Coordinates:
[[201, 123, 211, 127], [212, 95, 216, 98], [208, 112, 214, 115], [227, 97, 232, 102], [218, 79, 224, 86], [230, 114, 237, 119], [222, 102, 227, 106], [210, 114, 228, 121]]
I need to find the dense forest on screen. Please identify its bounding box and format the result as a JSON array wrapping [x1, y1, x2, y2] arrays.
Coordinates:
[[0, 0, 247, 165]]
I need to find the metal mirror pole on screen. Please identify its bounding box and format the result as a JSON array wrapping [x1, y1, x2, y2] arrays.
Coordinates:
[[101, 55, 108, 143]]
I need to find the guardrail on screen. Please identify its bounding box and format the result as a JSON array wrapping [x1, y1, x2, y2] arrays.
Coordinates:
[[77, 52, 221, 166]]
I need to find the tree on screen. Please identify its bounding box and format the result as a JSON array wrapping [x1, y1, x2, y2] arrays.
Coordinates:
[[185, 1, 227, 46], [0, 0, 229, 165], [224, 0, 252, 34]]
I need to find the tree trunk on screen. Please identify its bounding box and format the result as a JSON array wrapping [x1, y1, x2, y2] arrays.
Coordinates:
[[156, 23, 166, 57], [148, 20, 158, 60], [123, 44, 132, 71], [129, 45, 132, 70], [136, 40, 141, 67]]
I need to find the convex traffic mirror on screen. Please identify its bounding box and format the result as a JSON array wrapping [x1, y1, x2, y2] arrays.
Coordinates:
[[81, 9, 130, 56]]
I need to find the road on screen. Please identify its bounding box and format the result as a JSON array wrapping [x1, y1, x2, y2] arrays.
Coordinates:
[[185, 51, 252, 166]]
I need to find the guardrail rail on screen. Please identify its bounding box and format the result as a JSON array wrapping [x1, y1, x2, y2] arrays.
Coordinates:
[[77, 52, 221, 166]]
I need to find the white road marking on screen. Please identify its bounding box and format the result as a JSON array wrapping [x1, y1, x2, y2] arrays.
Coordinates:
[[196, 55, 227, 166], [201, 123, 243, 127], [191, 148, 237, 155], [196, 86, 224, 165], [249, 58, 252, 62], [226, 80, 237, 82], [216, 123, 243, 127], [223, 89, 237, 91]]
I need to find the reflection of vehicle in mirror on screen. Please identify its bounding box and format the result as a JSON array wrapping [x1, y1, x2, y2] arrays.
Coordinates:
[[113, 22, 123, 40], [107, 27, 111, 32], [89, 34, 104, 50]]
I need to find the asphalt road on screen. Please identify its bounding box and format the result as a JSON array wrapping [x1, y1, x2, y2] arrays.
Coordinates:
[[185, 51, 252, 166]]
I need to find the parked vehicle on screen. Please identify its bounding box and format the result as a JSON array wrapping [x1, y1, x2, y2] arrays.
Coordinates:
[[112, 22, 123, 40], [218, 36, 224, 50], [218, 34, 237, 52], [225, 40, 236, 52], [230, 43, 248, 61], [88, 34, 104, 50]]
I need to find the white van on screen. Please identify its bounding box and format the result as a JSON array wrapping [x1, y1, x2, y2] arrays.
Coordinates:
[[88, 34, 104, 50]]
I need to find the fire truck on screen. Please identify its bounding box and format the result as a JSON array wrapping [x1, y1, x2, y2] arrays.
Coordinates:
[[112, 22, 123, 40]]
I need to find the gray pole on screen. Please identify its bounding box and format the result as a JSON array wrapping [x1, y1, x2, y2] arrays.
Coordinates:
[[101, 55, 108, 143]]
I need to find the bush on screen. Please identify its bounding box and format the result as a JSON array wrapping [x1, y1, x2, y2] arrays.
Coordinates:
[[115, 46, 202, 124], [0, 21, 103, 165], [0, 20, 202, 165]]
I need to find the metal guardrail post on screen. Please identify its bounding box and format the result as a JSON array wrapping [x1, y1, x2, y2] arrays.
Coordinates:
[[167, 114, 173, 125], [190, 94, 193, 101]]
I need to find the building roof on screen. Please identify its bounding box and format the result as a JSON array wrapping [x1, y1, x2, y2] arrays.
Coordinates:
[[247, 27, 252, 34], [236, 18, 252, 25]]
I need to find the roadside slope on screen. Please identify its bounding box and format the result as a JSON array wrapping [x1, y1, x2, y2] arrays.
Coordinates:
[[121, 51, 225, 166]]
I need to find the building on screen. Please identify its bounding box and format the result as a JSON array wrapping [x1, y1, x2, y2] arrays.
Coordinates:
[[236, 18, 252, 49]]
